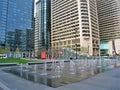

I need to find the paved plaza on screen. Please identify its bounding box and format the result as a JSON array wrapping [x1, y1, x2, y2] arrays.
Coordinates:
[[0, 67, 120, 90]]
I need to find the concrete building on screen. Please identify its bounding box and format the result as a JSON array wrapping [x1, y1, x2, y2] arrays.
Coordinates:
[[97, 0, 120, 55], [51, 0, 100, 56], [34, 0, 51, 58]]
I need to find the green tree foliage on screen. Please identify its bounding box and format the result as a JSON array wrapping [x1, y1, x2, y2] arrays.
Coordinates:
[[15, 48, 20, 54], [81, 46, 88, 53], [0, 47, 4, 54], [0, 47, 10, 54]]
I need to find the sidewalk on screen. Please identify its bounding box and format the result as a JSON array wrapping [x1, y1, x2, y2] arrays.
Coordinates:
[[0, 67, 120, 90]]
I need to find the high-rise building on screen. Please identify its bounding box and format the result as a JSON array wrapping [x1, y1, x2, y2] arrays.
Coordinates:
[[97, 0, 120, 55], [51, 0, 100, 56], [34, 0, 51, 57], [0, 0, 34, 52]]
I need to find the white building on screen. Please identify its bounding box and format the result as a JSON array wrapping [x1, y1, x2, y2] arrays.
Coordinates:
[[97, 0, 120, 55], [51, 0, 100, 56]]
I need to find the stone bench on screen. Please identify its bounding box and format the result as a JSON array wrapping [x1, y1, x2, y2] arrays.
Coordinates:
[[0, 63, 19, 67]]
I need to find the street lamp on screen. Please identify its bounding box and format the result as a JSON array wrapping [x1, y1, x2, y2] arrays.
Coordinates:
[[75, 44, 77, 59], [74, 28, 78, 59], [58, 39, 62, 59], [88, 43, 90, 56]]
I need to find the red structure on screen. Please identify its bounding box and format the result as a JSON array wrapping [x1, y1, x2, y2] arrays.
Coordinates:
[[41, 52, 47, 59], [58, 50, 63, 55]]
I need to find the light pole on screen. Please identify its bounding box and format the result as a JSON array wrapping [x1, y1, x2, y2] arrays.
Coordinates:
[[59, 39, 61, 59], [75, 44, 77, 59], [88, 43, 90, 56], [74, 28, 78, 59], [48, 47, 51, 60]]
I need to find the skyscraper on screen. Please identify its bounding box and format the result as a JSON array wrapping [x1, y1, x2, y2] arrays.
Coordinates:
[[0, 0, 34, 52], [34, 0, 51, 57], [51, 0, 100, 56], [97, 0, 120, 55]]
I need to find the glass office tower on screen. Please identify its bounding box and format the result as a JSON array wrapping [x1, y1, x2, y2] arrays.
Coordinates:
[[34, 0, 51, 57], [0, 0, 34, 52]]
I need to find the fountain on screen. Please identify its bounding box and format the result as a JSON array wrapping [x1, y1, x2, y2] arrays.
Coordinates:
[[34, 64, 37, 73], [59, 60, 65, 68], [28, 64, 38, 73], [51, 61, 56, 70], [3, 58, 119, 88], [24, 63, 29, 72], [25, 63, 29, 69], [20, 63, 23, 70], [40, 62, 47, 75], [20, 63, 23, 76], [55, 65, 61, 78], [69, 60, 76, 74]]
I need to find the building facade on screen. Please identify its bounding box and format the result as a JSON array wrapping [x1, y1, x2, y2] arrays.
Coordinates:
[[51, 0, 100, 56], [34, 0, 51, 57], [97, 0, 120, 55], [0, 0, 34, 52]]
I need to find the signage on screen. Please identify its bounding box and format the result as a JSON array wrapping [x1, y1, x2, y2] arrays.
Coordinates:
[[58, 50, 63, 55], [41, 52, 47, 59]]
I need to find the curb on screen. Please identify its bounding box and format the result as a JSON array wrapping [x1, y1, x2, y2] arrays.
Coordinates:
[[0, 82, 10, 90]]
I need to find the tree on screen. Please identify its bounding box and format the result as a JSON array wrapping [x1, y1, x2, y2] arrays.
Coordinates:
[[0, 47, 4, 54], [14, 47, 21, 58], [81, 46, 88, 54], [15, 48, 20, 54], [4, 47, 10, 54], [0, 47, 10, 54]]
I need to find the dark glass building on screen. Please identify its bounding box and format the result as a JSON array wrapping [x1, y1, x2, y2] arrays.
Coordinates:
[[0, 0, 34, 52], [34, 0, 51, 57]]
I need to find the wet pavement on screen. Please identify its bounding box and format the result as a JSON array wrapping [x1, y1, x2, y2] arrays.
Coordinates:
[[0, 67, 120, 90]]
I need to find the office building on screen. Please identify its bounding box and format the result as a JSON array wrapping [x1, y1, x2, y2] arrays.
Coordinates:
[[0, 0, 34, 52], [97, 0, 120, 55], [34, 0, 51, 57], [51, 0, 100, 56]]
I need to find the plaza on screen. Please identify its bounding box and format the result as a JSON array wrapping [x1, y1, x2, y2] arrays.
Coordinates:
[[0, 0, 120, 90], [0, 64, 120, 90], [0, 58, 120, 90]]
